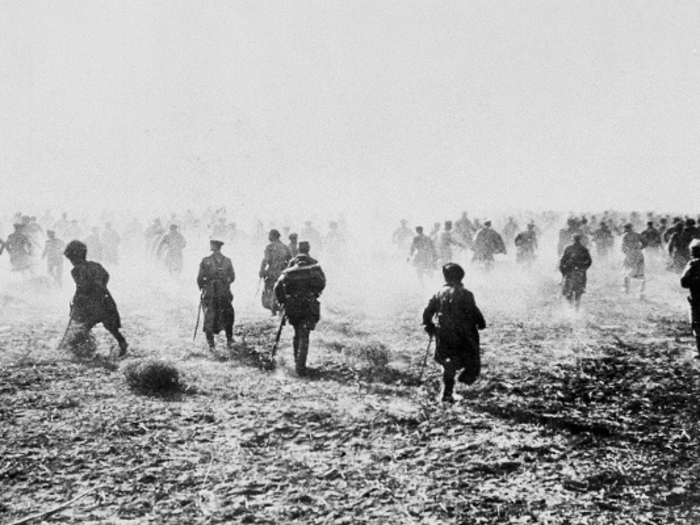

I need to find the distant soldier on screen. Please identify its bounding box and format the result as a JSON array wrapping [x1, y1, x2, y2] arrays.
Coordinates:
[[84, 227, 103, 263], [668, 223, 690, 273], [392, 219, 413, 252], [680, 239, 700, 358], [5, 223, 34, 272], [472, 221, 506, 270], [274, 241, 326, 376], [592, 221, 615, 259], [640, 221, 662, 250], [288, 233, 299, 258], [144, 219, 165, 255], [664, 217, 684, 245], [621, 223, 647, 295], [408, 226, 438, 286], [324, 221, 346, 265], [54, 213, 71, 240], [42, 230, 65, 285], [423, 263, 486, 403], [436, 221, 466, 266], [157, 224, 187, 274], [63, 240, 128, 356], [502, 217, 519, 246], [102, 223, 122, 265], [514, 222, 538, 266], [429, 222, 441, 242], [197, 238, 236, 351], [559, 234, 592, 309], [259, 229, 292, 316], [454, 212, 474, 247]]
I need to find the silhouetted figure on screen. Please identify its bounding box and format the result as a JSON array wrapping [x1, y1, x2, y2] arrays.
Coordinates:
[[559, 234, 592, 309], [681, 239, 700, 358], [259, 229, 292, 316], [197, 238, 235, 351], [42, 230, 65, 286], [274, 241, 326, 376], [157, 224, 187, 274], [423, 263, 486, 403]]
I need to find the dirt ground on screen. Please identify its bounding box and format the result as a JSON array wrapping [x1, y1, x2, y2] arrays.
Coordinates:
[[1, 249, 700, 524]]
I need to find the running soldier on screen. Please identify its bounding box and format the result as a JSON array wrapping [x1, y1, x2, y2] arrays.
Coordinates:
[[63, 240, 128, 356], [472, 221, 506, 270], [423, 263, 486, 403], [514, 222, 538, 266], [621, 223, 647, 296], [274, 241, 326, 376], [680, 239, 700, 358], [5, 223, 34, 272], [408, 226, 438, 286], [259, 229, 292, 316], [668, 223, 690, 273], [157, 224, 187, 275], [559, 234, 592, 309], [42, 230, 65, 286], [392, 220, 413, 253], [436, 220, 466, 266], [592, 221, 615, 259], [197, 238, 235, 351]]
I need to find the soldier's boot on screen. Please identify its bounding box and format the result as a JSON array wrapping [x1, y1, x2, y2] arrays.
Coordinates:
[[226, 328, 234, 351], [108, 328, 128, 357], [205, 332, 215, 351], [295, 329, 309, 377], [441, 378, 456, 404]]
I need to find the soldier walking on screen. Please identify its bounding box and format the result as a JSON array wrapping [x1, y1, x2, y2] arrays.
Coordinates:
[[621, 223, 647, 296], [63, 240, 128, 356], [197, 238, 236, 351], [681, 239, 700, 358], [559, 234, 592, 309], [423, 263, 486, 403], [259, 229, 292, 316], [157, 224, 187, 275], [408, 226, 437, 286], [42, 230, 65, 286], [274, 241, 326, 376]]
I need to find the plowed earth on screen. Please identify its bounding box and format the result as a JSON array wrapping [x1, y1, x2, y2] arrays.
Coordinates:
[[1, 256, 699, 524]]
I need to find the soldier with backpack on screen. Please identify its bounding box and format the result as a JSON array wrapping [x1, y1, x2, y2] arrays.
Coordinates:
[[274, 241, 326, 376]]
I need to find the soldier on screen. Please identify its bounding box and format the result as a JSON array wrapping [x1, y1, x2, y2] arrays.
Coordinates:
[[472, 221, 506, 270], [436, 220, 466, 266], [5, 223, 34, 272], [559, 234, 592, 309], [680, 239, 700, 358], [392, 219, 413, 253], [63, 240, 128, 356], [288, 233, 299, 258], [259, 229, 292, 316], [274, 241, 326, 376], [621, 223, 647, 295], [197, 238, 236, 351], [514, 222, 538, 266], [102, 223, 122, 265], [640, 221, 662, 250], [42, 230, 65, 286], [157, 224, 188, 275], [592, 221, 615, 259], [454, 212, 474, 247], [502, 217, 519, 246], [408, 226, 438, 286], [668, 223, 690, 273], [423, 263, 486, 403], [144, 219, 165, 255]]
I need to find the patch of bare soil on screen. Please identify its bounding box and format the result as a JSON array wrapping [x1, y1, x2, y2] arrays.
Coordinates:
[[1, 266, 699, 524]]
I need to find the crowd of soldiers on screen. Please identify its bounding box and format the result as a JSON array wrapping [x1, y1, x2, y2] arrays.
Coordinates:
[[3, 208, 700, 397]]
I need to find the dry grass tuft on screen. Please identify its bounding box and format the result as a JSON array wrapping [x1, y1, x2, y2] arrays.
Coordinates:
[[122, 359, 186, 395]]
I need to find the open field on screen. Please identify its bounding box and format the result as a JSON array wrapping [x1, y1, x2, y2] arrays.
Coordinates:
[[2, 251, 700, 524]]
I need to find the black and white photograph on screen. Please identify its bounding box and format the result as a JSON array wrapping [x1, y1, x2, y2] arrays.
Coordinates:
[[1, 2, 700, 523]]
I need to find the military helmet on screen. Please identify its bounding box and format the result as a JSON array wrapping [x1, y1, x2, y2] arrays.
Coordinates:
[[64, 240, 87, 261], [269, 229, 281, 239], [442, 263, 465, 282]]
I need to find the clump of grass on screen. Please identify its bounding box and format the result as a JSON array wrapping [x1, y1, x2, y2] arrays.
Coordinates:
[[123, 359, 186, 395], [344, 341, 392, 382]]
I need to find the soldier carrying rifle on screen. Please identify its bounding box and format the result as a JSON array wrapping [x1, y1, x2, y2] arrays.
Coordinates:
[[197, 237, 235, 351], [274, 241, 326, 376]]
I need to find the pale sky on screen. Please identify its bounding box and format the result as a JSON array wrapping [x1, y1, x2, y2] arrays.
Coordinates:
[[1, 1, 699, 220]]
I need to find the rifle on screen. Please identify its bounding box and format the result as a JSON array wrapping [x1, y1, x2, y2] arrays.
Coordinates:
[[271, 310, 287, 358], [418, 335, 433, 384], [57, 303, 74, 350], [193, 291, 203, 342]]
